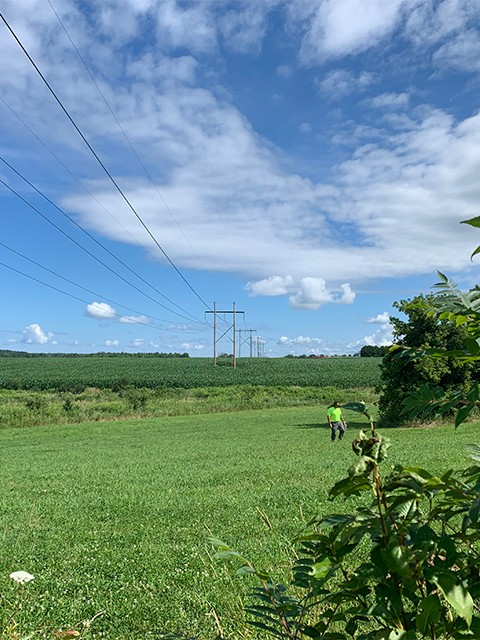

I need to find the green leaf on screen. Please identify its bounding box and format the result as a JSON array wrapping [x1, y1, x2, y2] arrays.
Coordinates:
[[461, 215, 480, 229], [329, 475, 373, 498], [236, 565, 256, 576], [401, 467, 434, 482], [465, 337, 480, 355], [468, 495, 480, 524], [416, 594, 441, 635], [455, 404, 474, 428], [467, 383, 479, 403], [430, 571, 473, 625], [317, 514, 355, 528], [310, 558, 333, 579], [340, 401, 368, 415], [381, 545, 410, 578], [467, 444, 480, 462]]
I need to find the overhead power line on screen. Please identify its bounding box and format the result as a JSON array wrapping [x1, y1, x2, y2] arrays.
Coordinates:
[[0, 176, 200, 326], [0, 260, 163, 331], [0, 241, 180, 327], [0, 155, 202, 324], [46, 0, 226, 299], [0, 11, 211, 310], [0, 94, 161, 254]]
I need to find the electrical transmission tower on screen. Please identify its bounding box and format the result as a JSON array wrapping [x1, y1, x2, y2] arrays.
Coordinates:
[[252, 335, 266, 357], [236, 329, 257, 357], [206, 302, 244, 368]]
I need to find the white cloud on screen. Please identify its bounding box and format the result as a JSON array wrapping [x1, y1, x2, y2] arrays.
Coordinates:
[[289, 278, 333, 310], [348, 310, 393, 348], [119, 315, 150, 325], [104, 339, 121, 347], [367, 92, 410, 109], [366, 311, 391, 324], [278, 335, 323, 345], [86, 302, 117, 320], [432, 29, 480, 72], [338, 283, 356, 304], [317, 69, 376, 99], [246, 275, 294, 297], [130, 338, 144, 347], [86, 303, 150, 325], [218, 3, 271, 53], [181, 342, 205, 350], [288, 278, 355, 310], [361, 325, 394, 347], [156, 0, 218, 54], [21, 323, 53, 345], [295, 0, 411, 63], [167, 323, 196, 331]]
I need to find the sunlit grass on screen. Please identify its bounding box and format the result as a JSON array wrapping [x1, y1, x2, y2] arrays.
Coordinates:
[[1, 407, 479, 638]]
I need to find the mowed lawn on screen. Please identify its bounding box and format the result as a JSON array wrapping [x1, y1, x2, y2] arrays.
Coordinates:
[[1, 408, 480, 639]]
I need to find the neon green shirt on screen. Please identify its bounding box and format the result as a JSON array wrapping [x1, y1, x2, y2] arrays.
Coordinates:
[[327, 407, 342, 422]]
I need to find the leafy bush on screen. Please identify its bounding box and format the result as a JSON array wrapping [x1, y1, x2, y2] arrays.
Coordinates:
[[378, 294, 473, 427]]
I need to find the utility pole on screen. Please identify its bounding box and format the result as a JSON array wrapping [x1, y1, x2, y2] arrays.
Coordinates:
[[252, 335, 265, 357], [206, 303, 244, 368], [236, 329, 257, 357]]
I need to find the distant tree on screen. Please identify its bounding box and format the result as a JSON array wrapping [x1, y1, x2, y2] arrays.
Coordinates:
[[359, 345, 389, 357]]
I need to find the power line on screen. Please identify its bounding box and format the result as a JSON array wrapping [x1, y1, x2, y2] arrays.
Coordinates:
[[0, 94, 159, 254], [0, 176, 200, 326], [47, 0, 226, 299], [0, 155, 203, 324], [0, 260, 164, 331], [0, 11, 211, 310], [0, 241, 181, 327]]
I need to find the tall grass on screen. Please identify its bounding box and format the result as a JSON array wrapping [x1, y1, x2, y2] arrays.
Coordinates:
[[1, 407, 478, 638], [0, 386, 379, 429]]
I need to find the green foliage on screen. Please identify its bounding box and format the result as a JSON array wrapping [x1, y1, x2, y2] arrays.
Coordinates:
[[381, 217, 480, 428], [378, 294, 473, 426], [391, 271, 480, 428], [461, 215, 480, 259], [215, 418, 480, 639], [0, 356, 382, 392], [0, 386, 380, 429]]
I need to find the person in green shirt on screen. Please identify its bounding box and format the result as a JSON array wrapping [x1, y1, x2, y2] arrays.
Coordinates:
[[327, 402, 347, 441]]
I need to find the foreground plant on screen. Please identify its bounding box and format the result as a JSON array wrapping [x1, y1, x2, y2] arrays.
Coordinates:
[[1, 570, 36, 639], [213, 405, 480, 639]]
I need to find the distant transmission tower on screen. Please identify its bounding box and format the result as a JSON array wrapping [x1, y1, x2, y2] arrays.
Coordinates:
[[252, 335, 266, 357], [236, 329, 257, 357], [206, 302, 244, 368]]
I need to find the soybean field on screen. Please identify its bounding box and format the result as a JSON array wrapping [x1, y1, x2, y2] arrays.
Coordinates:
[[0, 355, 382, 391]]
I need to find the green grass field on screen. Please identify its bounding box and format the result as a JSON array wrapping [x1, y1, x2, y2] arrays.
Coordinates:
[[1, 407, 478, 639]]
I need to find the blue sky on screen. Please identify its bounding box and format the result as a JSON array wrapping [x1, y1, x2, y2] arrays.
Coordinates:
[[1, 0, 480, 357]]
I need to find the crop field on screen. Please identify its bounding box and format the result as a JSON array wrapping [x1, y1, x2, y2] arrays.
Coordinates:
[[0, 355, 382, 391], [1, 407, 478, 639]]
